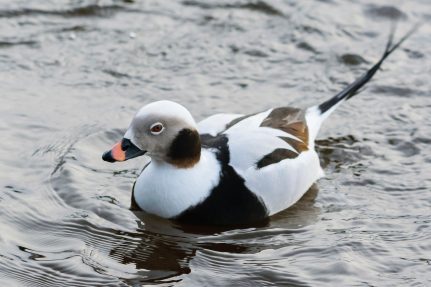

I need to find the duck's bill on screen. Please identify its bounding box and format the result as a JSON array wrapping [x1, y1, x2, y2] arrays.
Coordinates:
[[102, 138, 146, 163]]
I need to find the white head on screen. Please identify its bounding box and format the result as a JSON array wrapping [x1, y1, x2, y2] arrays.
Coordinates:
[[103, 101, 201, 168]]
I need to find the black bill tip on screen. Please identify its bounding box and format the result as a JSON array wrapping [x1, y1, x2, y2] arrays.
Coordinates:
[[102, 150, 116, 163]]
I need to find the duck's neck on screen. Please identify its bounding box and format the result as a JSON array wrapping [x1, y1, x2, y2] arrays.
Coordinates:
[[166, 128, 201, 168]]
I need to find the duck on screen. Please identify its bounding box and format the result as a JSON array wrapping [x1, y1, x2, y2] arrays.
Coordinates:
[[102, 27, 416, 225]]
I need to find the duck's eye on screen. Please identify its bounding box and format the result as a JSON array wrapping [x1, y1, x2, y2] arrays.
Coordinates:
[[150, 122, 164, 135]]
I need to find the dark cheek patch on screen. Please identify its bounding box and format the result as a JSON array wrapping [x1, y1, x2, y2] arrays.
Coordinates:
[[167, 128, 201, 168]]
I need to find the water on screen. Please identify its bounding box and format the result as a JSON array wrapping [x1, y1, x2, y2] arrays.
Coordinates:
[[1, 0, 430, 286]]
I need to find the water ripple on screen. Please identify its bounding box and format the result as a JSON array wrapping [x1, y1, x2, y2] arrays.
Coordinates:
[[1, 0, 430, 286]]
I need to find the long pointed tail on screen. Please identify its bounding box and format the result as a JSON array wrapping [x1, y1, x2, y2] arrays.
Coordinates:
[[306, 23, 420, 141]]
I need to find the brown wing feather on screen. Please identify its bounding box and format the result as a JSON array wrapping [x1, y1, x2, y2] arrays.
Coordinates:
[[260, 107, 309, 152]]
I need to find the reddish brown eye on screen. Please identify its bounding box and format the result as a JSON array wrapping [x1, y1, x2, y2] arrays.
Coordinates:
[[150, 123, 164, 135], [151, 125, 162, 132]]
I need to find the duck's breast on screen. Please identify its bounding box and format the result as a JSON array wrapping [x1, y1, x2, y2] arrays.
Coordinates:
[[133, 150, 221, 218]]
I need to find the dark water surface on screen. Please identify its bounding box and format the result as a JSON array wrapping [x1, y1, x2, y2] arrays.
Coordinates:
[[1, 0, 430, 286]]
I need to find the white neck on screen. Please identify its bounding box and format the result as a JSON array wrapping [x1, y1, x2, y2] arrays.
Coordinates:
[[133, 149, 221, 218]]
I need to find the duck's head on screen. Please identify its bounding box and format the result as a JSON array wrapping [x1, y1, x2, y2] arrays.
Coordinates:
[[102, 100, 201, 168]]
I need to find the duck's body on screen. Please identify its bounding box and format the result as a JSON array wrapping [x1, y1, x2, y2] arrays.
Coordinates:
[[103, 27, 416, 225]]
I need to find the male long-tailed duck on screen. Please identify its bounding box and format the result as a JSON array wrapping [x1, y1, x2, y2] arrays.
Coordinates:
[[103, 28, 416, 225]]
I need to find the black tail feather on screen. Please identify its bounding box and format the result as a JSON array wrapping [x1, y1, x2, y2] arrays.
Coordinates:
[[318, 23, 420, 114]]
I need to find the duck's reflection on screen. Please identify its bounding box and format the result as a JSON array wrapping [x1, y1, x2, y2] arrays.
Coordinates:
[[109, 215, 194, 284], [109, 184, 321, 284]]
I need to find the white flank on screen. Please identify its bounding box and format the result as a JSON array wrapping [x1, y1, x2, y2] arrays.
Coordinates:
[[242, 150, 323, 215]]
